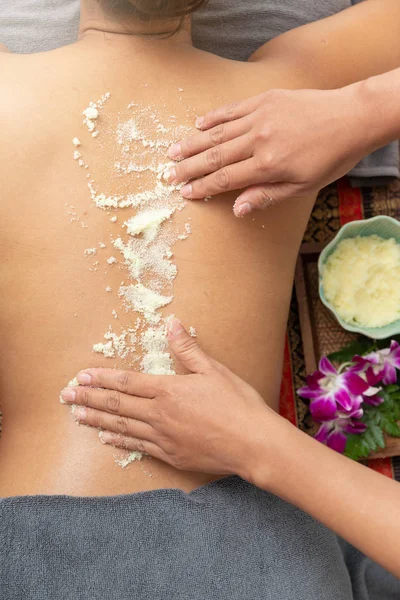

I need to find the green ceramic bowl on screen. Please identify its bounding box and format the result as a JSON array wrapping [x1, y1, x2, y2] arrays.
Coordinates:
[[318, 215, 400, 340]]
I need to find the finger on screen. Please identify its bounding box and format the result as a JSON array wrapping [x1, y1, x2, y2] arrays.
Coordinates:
[[76, 368, 162, 398], [60, 385, 155, 422], [99, 431, 168, 462], [72, 405, 155, 440], [180, 158, 265, 200], [168, 319, 213, 374], [170, 135, 250, 184], [195, 94, 266, 131], [168, 118, 249, 162], [233, 182, 300, 217]]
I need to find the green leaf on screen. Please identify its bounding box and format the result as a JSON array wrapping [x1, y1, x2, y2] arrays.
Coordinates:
[[381, 420, 400, 438], [345, 421, 386, 460], [381, 397, 395, 412], [328, 337, 374, 364], [363, 428, 376, 449], [345, 434, 373, 461], [384, 385, 400, 394], [376, 335, 400, 349], [369, 424, 385, 449]]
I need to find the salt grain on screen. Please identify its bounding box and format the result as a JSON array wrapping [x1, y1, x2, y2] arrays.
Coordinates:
[[84, 248, 97, 257], [84, 107, 99, 120], [116, 452, 143, 468], [120, 283, 173, 324], [93, 341, 115, 358]]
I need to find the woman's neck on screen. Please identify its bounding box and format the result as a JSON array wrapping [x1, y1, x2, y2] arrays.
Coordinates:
[[79, 2, 193, 47]]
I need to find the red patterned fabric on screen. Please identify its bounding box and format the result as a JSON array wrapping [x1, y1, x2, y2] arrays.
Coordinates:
[[279, 335, 298, 426], [337, 178, 364, 225], [368, 459, 394, 479]]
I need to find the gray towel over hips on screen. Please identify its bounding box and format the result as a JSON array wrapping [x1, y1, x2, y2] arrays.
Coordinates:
[[1, 477, 399, 600], [0, 477, 355, 600]]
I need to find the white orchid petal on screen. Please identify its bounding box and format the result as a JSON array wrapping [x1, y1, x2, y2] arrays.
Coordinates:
[[363, 386, 382, 397]]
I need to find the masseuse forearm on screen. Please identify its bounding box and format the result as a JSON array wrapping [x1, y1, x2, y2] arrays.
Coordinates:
[[354, 67, 400, 155], [247, 417, 400, 578], [255, 0, 400, 90]]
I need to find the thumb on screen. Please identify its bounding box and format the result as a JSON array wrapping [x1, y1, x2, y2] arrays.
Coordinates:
[[168, 319, 212, 374], [233, 182, 300, 217]]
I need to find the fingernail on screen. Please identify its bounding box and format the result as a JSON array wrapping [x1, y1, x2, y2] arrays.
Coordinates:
[[180, 184, 192, 199], [77, 372, 92, 385], [99, 431, 112, 444], [168, 143, 182, 159], [166, 167, 177, 183], [235, 202, 252, 217], [61, 388, 76, 403], [72, 406, 86, 419], [195, 117, 204, 129], [168, 319, 185, 339]]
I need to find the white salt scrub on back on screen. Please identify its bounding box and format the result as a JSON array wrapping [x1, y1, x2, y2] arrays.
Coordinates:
[[62, 93, 196, 468], [322, 235, 400, 327]]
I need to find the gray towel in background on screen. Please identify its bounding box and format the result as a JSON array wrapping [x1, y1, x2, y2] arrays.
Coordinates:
[[193, 0, 352, 61], [348, 0, 399, 186], [0, 0, 398, 185], [0, 0, 80, 54], [349, 144, 400, 188]]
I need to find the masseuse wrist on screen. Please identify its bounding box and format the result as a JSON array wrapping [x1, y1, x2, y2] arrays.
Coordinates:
[[350, 73, 400, 156], [244, 415, 322, 499], [328, 81, 377, 163], [237, 409, 296, 490]]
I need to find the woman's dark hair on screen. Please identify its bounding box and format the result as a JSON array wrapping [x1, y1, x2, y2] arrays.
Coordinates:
[[101, 0, 209, 21]]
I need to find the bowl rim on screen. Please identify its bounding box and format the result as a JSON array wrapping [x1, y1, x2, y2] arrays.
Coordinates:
[[318, 215, 400, 340]]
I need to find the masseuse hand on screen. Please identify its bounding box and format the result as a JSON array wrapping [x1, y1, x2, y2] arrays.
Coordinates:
[[61, 321, 279, 478], [167, 86, 368, 216], [64, 322, 400, 579]]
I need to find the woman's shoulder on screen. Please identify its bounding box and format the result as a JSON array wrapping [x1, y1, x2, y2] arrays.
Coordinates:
[[0, 49, 75, 184], [0, 48, 76, 126]]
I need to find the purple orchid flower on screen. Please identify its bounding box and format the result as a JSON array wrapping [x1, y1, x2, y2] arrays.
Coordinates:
[[361, 340, 400, 386], [359, 386, 384, 407], [315, 416, 367, 454], [347, 360, 384, 406], [298, 342, 400, 454], [298, 357, 369, 421]]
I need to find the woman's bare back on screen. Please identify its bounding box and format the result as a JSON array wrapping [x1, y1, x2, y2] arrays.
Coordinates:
[[0, 32, 316, 497]]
